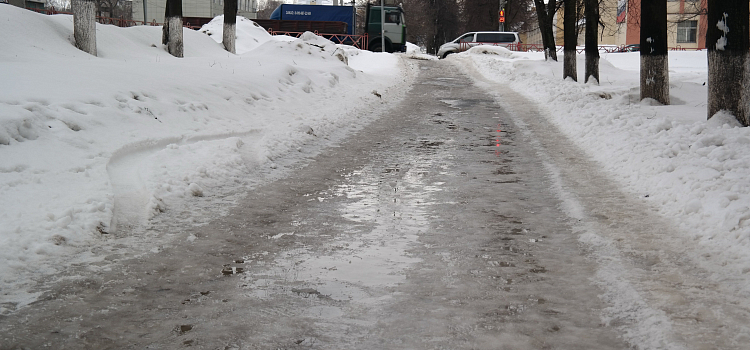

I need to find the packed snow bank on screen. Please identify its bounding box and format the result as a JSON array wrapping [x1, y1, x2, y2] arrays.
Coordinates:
[[0, 6, 413, 313], [465, 45, 521, 59], [199, 15, 275, 54], [458, 50, 750, 291], [404, 42, 437, 61]]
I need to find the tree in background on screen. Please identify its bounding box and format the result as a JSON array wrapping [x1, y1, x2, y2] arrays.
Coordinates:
[[464, 0, 500, 31], [463, 0, 537, 33], [640, 0, 668, 104], [223, 0, 238, 54], [257, 0, 284, 19], [428, 0, 461, 54], [400, 0, 537, 52], [532, 0, 561, 61], [707, 0, 749, 126], [162, 0, 183, 57], [45, 0, 71, 11], [563, 0, 577, 81], [94, 0, 131, 19], [584, 0, 598, 83], [401, 0, 460, 54], [72, 0, 97, 56], [504, 0, 540, 34], [400, 0, 431, 48]]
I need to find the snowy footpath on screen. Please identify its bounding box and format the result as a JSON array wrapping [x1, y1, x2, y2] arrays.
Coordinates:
[[0, 7, 416, 312], [2, 4, 750, 342], [453, 46, 750, 346]]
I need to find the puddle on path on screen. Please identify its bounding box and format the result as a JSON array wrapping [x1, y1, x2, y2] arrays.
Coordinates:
[[422, 77, 467, 87], [240, 154, 447, 316]]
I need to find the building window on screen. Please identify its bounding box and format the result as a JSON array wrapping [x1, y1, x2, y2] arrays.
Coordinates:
[[24, 0, 45, 9], [677, 20, 697, 43]]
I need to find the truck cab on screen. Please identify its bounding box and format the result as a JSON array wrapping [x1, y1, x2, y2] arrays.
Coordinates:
[[365, 4, 406, 53]]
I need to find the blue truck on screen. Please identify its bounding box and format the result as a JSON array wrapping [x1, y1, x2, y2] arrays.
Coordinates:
[[255, 4, 407, 53], [270, 4, 356, 35]]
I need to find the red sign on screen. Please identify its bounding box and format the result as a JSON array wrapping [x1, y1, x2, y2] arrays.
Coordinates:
[[498, 10, 505, 23]]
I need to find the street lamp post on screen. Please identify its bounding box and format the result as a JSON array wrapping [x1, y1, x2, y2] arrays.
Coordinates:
[[498, 0, 507, 31]]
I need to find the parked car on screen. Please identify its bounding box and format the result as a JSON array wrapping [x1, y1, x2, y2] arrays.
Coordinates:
[[437, 31, 521, 59], [617, 44, 640, 52]]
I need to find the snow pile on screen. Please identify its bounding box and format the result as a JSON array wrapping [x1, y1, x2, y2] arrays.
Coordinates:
[[461, 50, 750, 286], [404, 42, 437, 61], [0, 5, 411, 313], [199, 15, 275, 54], [466, 45, 521, 59]]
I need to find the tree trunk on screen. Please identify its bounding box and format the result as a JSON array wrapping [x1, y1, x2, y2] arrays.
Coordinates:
[[584, 0, 599, 83], [223, 0, 238, 54], [163, 0, 183, 58], [707, 0, 749, 126], [162, 3, 169, 46], [534, 0, 558, 61], [640, 0, 668, 104], [427, 0, 460, 55], [563, 0, 577, 81], [72, 0, 97, 56]]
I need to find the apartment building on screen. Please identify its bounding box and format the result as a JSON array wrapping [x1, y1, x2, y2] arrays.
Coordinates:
[[618, 0, 706, 48], [6, 0, 46, 11], [552, 0, 707, 49]]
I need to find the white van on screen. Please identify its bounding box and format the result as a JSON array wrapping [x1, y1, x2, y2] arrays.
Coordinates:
[[437, 31, 521, 59]]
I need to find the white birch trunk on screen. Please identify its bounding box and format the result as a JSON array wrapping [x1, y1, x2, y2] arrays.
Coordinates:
[[640, 55, 670, 105], [584, 0, 599, 84], [223, 22, 236, 54], [562, 0, 577, 81], [708, 51, 749, 125], [222, 0, 238, 54], [167, 16, 183, 58], [585, 56, 599, 84], [706, 0, 749, 126], [72, 0, 97, 56], [640, 1, 669, 105], [563, 53, 577, 81]]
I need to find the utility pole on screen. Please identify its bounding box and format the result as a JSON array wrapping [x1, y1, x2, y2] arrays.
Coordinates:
[[498, 0, 507, 31]]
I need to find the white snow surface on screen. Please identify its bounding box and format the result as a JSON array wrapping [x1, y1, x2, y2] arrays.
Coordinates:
[[456, 48, 750, 293], [0, 7, 411, 312]]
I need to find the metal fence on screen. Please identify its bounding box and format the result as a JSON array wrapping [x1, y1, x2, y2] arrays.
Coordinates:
[[267, 29, 369, 51], [463, 42, 705, 54]]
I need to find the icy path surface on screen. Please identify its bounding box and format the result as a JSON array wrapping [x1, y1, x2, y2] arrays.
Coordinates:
[[2, 59, 747, 349], [462, 62, 750, 349]]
